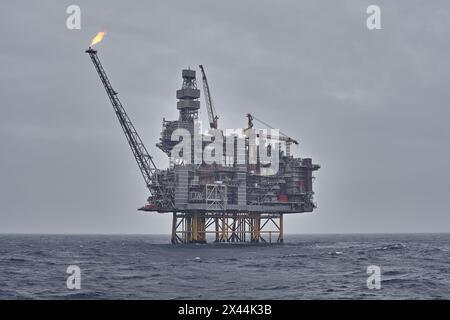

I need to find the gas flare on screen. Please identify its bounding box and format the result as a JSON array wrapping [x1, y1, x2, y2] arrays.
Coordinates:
[[90, 31, 106, 47]]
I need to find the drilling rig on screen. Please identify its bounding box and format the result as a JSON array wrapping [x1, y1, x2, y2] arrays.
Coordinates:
[[86, 47, 320, 244]]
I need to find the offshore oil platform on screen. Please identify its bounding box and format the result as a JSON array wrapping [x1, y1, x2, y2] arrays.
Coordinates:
[[86, 41, 319, 244]]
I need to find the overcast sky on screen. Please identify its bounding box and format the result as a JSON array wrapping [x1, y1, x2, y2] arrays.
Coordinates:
[[1, 0, 449, 234]]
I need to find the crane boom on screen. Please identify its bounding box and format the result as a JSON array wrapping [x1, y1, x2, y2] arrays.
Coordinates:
[[86, 48, 158, 190], [248, 114, 298, 144], [245, 113, 299, 156], [199, 65, 218, 129]]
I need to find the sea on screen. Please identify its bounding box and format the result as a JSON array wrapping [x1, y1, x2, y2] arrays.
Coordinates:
[[0, 234, 448, 299]]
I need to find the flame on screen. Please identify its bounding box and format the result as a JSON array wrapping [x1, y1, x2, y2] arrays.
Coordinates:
[[90, 31, 106, 47]]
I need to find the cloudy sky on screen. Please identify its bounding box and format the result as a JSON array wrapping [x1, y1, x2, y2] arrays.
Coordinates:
[[1, 0, 449, 234]]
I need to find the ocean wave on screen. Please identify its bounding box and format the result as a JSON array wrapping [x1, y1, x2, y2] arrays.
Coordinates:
[[383, 270, 407, 276], [254, 285, 291, 291], [281, 253, 307, 258], [327, 251, 343, 255], [6, 257, 29, 262], [373, 243, 406, 251]]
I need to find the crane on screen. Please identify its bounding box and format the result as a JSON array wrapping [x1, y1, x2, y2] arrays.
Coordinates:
[[199, 65, 218, 129], [245, 113, 299, 157], [85, 47, 172, 209]]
